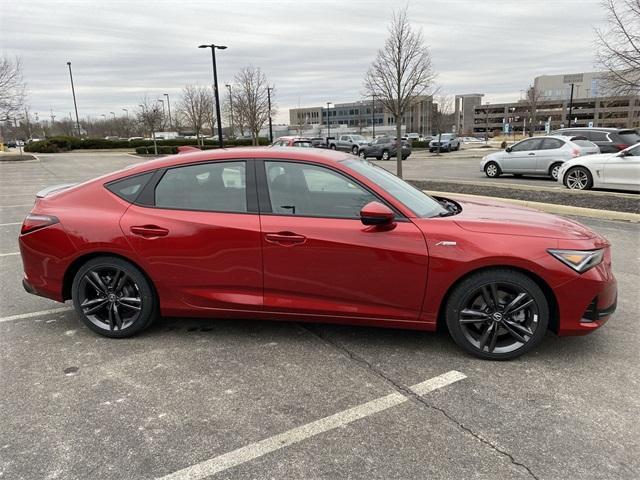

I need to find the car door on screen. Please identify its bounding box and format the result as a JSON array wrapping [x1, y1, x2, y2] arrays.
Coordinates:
[[368, 138, 382, 157], [603, 145, 640, 191], [502, 138, 543, 173], [120, 160, 263, 314], [257, 159, 429, 321]]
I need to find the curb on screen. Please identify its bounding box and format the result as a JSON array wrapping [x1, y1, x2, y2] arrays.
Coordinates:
[[426, 190, 640, 223]]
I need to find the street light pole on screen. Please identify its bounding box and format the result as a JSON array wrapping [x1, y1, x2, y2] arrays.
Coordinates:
[[371, 96, 375, 138], [157, 99, 165, 130], [567, 83, 575, 128], [66, 61, 81, 137], [485, 102, 490, 144], [326, 102, 332, 140], [267, 86, 273, 143], [198, 44, 227, 148], [225, 84, 234, 139], [122, 108, 128, 118], [164, 93, 172, 131], [139, 104, 158, 155]]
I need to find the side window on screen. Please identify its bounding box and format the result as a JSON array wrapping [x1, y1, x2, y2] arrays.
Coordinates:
[[511, 139, 539, 151], [106, 172, 154, 203], [541, 138, 564, 150], [627, 145, 640, 156], [265, 161, 376, 218], [155, 161, 247, 212], [588, 131, 608, 142]]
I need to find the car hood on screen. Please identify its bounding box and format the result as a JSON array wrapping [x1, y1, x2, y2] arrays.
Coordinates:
[[447, 196, 597, 239], [561, 152, 615, 168]]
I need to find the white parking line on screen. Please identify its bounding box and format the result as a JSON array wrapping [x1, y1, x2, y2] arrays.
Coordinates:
[[0, 252, 20, 257], [158, 370, 466, 480], [0, 204, 32, 208], [0, 222, 21, 226], [0, 307, 73, 323]]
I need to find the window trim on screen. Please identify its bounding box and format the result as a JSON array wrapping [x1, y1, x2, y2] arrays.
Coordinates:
[[104, 171, 156, 204], [133, 159, 259, 214], [255, 158, 407, 221]]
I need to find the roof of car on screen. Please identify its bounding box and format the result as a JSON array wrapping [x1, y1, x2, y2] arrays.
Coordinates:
[[555, 127, 624, 132], [117, 147, 353, 178]]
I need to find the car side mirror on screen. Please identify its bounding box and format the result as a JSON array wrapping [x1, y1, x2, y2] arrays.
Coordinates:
[[360, 201, 395, 226], [505, 146, 513, 153]]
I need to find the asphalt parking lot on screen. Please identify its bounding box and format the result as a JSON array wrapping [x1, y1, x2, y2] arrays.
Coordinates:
[[1, 152, 639, 479]]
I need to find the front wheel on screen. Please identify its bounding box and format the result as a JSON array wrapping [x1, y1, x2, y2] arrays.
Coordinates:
[[565, 166, 593, 190], [445, 269, 549, 360], [330, 144, 336, 150], [381, 150, 390, 160], [484, 161, 501, 178], [72, 256, 157, 338], [351, 145, 359, 155]]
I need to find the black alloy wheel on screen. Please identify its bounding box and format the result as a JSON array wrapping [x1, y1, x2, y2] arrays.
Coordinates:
[[72, 256, 157, 337], [446, 269, 548, 360]]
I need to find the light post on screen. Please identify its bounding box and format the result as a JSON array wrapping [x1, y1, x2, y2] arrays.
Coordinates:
[[110, 111, 116, 119], [267, 86, 273, 143], [198, 43, 227, 148], [122, 108, 128, 118], [164, 93, 172, 131], [66, 61, 81, 137], [326, 102, 333, 140], [225, 84, 234, 138], [371, 95, 376, 138], [567, 83, 575, 128], [485, 102, 490, 144], [139, 104, 158, 155], [122, 108, 129, 137], [157, 99, 165, 130]]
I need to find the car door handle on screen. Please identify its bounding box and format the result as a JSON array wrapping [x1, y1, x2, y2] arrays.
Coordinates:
[[130, 225, 169, 238], [265, 231, 307, 245]]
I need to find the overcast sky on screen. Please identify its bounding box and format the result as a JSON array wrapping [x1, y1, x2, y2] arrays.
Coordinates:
[[1, 0, 607, 124]]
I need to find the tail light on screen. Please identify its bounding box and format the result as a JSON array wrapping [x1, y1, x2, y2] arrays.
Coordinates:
[[21, 214, 59, 234], [614, 144, 629, 151], [571, 148, 580, 157]]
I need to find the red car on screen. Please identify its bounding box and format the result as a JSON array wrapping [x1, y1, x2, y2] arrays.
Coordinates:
[[19, 148, 616, 359]]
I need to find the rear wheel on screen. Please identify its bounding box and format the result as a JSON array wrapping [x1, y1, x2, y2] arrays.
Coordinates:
[[330, 144, 336, 150], [565, 166, 593, 190], [381, 150, 390, 161], [445, 269, 549, 360], [359, 150, 366, 159], [549, 162, 563, 180], [72, 256, 157, 338], [484, 161, 501, 178]]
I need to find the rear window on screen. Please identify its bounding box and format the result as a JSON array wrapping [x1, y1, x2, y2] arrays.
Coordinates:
[[619, 130, 640, 145], [105, 172, 154, 203], [586, 131, 609, 142]]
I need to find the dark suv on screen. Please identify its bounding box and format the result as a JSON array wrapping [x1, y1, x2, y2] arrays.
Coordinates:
[[553, 127, 640, 153], [358, 137, 412, 160]]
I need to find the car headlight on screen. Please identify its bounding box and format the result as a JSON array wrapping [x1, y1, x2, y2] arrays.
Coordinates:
[[548, 249, 604, 273]]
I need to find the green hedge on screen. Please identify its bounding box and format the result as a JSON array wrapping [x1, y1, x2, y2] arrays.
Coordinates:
[[25, 136, 271, 153]]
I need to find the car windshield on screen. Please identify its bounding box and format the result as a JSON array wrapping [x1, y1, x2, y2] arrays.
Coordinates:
[[341, 158, 448, 218]]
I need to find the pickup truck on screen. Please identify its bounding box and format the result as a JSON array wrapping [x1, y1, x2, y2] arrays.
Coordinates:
[[328, 134, 371, 155]]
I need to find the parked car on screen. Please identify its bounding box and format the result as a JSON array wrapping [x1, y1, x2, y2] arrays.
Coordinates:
[[406, 132, 421, 141], [271, 136, 313, 148], [309, 137, 329, 148], [480, 135, 600, 180], [19, 147, 616, 360], [359, 137, 412, 160], [327, 134, 371, 155], [553, 127, 640, 153], [429, 133, 460, 152], [557, 143, 640, 191]]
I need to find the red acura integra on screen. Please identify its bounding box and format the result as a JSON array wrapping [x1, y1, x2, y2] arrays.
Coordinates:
[[19, 148, 617, 360]]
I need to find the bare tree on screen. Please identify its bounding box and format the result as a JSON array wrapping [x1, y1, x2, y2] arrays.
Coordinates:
[[595, 0, 640, 95], [232, 66, 274, 145], [202, 88, 217, 138], [432, 94, 454, 155], [364, 7, 436, 177], [178, 85, 210, 146], [137, 95, 163, 154], [524, 85, 542, 136], [0, 55, 26, 120]]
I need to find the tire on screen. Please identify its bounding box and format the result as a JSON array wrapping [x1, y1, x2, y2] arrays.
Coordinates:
[[358, 150, 366, 159], [381, 150, 390, 161], [549, 162, 563, 181], [330, 144, 336, 150], [564, 166, 593, 190], [445, 269, 549, 360], [484, 161, 501, 178], [351, 145, 358, 155], [72, 256, 157, 338]]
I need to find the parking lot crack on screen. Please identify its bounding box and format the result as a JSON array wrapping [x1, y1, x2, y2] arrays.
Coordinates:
[[298, 325, 539, 480]]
